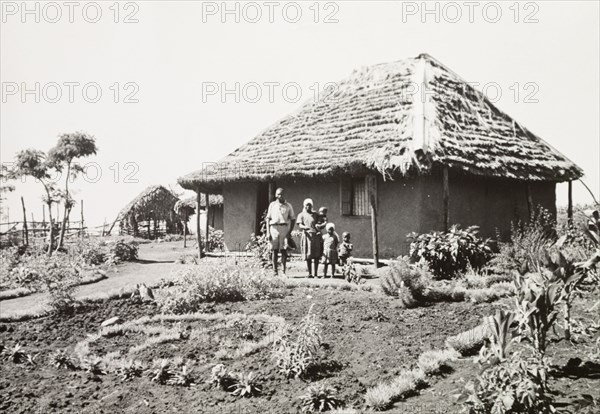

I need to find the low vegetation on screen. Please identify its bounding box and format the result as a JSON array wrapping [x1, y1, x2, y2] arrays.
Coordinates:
[[157, 263, 285, 314]]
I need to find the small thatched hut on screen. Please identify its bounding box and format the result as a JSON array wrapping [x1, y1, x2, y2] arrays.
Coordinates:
[[178, 194, 224, 231], [178, 54, 583, 259], [118, 185, 179, 239]]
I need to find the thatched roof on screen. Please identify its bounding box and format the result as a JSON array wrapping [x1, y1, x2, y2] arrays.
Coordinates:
[[118, 185, 179, 223], [181, 194, 224, 209], [179, 54, 582, 191]]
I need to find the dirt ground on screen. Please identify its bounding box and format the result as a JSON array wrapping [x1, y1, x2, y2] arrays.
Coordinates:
[[1, 241, 598, 413], [1, 286, 508, 414]]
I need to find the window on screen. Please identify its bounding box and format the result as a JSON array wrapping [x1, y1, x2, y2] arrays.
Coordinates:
[[340, 177, 371, 216]]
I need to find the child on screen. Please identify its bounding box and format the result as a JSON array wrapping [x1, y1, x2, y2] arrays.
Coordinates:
[[316, 207, 328, 232], [322, 222, 339, 278], [316, 207, 328, 262], [338, 232, 353, 266]]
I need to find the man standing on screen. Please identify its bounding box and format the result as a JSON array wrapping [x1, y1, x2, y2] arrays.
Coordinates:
[[265, 187, 295, 276]]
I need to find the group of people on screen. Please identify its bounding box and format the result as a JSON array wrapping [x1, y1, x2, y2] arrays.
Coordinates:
[[265, 187, 353, 277]]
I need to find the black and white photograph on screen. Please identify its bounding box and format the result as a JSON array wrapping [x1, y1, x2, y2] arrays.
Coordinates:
[[1, 1, 599, 413]]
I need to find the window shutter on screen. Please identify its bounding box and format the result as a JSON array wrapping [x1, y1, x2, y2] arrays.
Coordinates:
[[340, 178, 352, 216], [352, 178, 370, 216]]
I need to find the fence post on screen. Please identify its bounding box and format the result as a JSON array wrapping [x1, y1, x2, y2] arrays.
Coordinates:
[[80, 199, 85, 238], [21, 196, 29, 246]]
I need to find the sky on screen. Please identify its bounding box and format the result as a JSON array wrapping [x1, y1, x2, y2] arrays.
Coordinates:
[[1, 0, 599, 229]]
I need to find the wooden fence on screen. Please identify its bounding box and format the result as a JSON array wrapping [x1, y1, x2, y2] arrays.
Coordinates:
[[0, 220, 108, 247]]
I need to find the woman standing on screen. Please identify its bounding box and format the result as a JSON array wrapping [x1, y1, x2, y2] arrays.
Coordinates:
[[296, 198, 321, 278]]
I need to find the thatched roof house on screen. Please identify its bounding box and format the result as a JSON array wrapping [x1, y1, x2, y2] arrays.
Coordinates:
[[179, 54, 583, 258], [118, 185, 180, 239]]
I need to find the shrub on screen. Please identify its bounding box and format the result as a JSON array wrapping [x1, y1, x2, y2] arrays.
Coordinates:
[[458, 354, 554, 413], [40, 253, 83, 314], [157, 263, 285, 314], [272, 304, 322, 379], [77, 240, 108, 266], [244, 211, 272, 268], [245, 232, 271, 268], [408, 225, 492, 279], [380, 259, 431, 307], [109, 239, 138, 263], [204, 227, 225, 252], [299, 382, 341, 412], [486, 207, 556, 277]]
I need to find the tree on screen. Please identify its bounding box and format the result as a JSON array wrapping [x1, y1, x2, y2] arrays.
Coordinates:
[[47, 132, 97, 250], [10, 149, 60, 255], [0, 163, 15, 222]]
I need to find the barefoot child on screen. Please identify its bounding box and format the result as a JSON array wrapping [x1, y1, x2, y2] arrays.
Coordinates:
[[322, 223, 339, 278], [338, 232, 353, 266], [316, 206, 328, 263]]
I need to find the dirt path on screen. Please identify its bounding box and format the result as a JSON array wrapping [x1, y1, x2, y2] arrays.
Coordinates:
[[0, 241, 379, 318], [0, 241, 190, 318]]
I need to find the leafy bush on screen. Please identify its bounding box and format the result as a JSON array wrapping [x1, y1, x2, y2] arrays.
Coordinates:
[[204, 227, 225, 252], [157, 263, 285, 314], [408, 225, 492, 280], [109, 239, 138, 263], [272, 304, 322, 379], [39, 253, 83, 314], [77, 240, 108, 265], [458, 354, 554, 414]]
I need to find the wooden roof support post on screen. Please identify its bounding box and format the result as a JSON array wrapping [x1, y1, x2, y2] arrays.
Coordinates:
[[367, 174, 379, 269], [196, 189, 204, 258], [567, 180, 573, 227], [204, 193, 210, 252], [443, 166, 450, 232], [268, 182, 274, 205]]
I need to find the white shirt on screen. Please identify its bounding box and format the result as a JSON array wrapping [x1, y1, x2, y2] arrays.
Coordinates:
[[266, 200, 295, 225]]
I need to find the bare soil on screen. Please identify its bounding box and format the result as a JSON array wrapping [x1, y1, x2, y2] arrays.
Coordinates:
[[1, 287, 507, 414]]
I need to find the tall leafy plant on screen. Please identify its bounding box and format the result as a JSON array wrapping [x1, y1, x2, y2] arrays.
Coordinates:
[[513, 271, 562, 358]]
